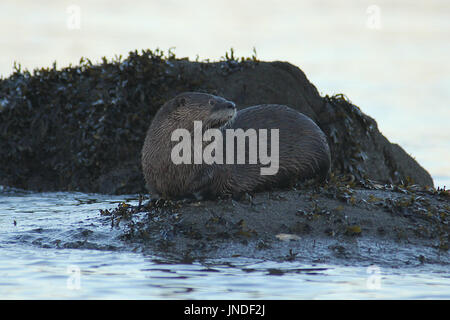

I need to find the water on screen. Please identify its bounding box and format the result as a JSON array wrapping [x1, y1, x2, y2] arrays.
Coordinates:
[[1, 188, 449, 299]]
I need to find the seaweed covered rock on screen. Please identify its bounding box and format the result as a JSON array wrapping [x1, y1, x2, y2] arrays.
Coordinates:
[[101, 181, 449, 264], [0, 49, 433, 194]]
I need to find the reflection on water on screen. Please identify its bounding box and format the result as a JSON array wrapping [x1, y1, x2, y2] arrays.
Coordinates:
[[0, 189, 449, 299]]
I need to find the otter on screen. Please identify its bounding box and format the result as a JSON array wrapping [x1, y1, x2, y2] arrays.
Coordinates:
[[141, 92, 330, 199]]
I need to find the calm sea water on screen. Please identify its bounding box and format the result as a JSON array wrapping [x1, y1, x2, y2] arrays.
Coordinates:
[[0, 0, 449, 187], [1, 187, 449, 299]]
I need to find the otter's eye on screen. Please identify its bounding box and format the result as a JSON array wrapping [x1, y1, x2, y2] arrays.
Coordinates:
[[208, 99, 216, 106]]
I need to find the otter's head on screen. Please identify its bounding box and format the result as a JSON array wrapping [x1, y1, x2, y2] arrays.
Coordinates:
[[158, 92, 237, 131]]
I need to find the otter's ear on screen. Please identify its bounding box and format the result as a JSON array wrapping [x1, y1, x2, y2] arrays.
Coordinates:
[[177, 96, 187, 107]]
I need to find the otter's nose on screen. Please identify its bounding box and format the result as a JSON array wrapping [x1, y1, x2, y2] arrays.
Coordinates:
[[225, 102, 236, 110]]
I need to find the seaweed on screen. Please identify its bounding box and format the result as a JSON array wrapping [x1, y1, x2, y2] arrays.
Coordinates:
[[0, 49, 212, 192], [321, 94, 374, 183], [0, 48, 433, 193]]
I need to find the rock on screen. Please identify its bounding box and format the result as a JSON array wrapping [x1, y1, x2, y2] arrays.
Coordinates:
[[105, 183, 449, 265], [0, 50, 434, 193]]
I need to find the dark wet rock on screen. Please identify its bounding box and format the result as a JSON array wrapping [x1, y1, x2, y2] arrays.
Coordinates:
[[104, 180, 449, 266], [0, 49, 433, 194]]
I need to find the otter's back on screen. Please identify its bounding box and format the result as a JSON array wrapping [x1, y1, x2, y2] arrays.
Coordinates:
[[217, 104, 330, 195]]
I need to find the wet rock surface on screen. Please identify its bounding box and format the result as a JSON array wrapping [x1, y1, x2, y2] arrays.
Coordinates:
[[0, 50, 433, 194], [102, 177, 449, 266]]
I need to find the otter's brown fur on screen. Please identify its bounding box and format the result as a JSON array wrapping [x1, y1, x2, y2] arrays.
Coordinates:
[[141, 92, 330, 199]]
